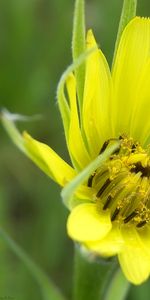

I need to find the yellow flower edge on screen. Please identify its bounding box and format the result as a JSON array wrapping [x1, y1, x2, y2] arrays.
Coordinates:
[[19, 17, 150, 285]]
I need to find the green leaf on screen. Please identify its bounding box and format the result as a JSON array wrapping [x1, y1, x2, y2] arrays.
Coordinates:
[[104, 268, 130, 300], [72, 0, 86, 110], [112, 0, 137, 68], [1, 110, 58, 179], [57, 46, 96, 145], [0, 109, 27, 154], [1, 110, 71, 183], [0, 227, 66, 300], [61, 141, 120, 208]]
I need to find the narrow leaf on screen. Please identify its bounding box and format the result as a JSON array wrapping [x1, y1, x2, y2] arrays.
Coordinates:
[[72, 0, 86, 109], [1, 109, 27, 154], [1, 110, 72, 181], [112, 0, 137, 68], [61, 141, 120, 208], [0, 228, 66, 300], [57, 47, 96, 144]]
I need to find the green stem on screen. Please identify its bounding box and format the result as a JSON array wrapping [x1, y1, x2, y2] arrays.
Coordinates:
[[112, 0, 137, 68], [0, 227, 66, 300], [73, 245, 117, 300], [104, 268, 130, 300]]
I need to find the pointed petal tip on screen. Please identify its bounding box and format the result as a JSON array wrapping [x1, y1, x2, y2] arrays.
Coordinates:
[[125, 16, 150, 28], [23, 130, 29, 138], [66, 72, 75, 86], [86, 29, 97, 47]]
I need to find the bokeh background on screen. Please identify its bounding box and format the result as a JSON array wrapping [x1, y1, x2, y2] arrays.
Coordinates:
[[0, 0, 150, 299]]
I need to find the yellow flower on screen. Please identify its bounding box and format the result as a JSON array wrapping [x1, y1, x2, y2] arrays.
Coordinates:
[[3, 17, 150, 285]]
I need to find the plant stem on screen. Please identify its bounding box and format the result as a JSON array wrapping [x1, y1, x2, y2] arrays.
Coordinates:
[[0, 227, 66, 300], [104, 268, 130, 300], [73, 245, 117, 300]]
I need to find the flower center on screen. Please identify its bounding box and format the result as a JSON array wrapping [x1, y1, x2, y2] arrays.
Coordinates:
[[88, 135, 150, 228]]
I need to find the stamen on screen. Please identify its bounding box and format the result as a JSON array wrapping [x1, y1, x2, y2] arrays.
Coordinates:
[[131, 162, 150, 178], [136, 220, 147, 228], [90, 135, 150, 228], [99, 138, 120, 154], [131, 144, 137, 153], [111, 207, 120, 221], [99, 140, 110, 154], [124, 211, 138, 223], [103, 195, 112, 210], [87, 173, 95, 187], [96, 178, 111, 197]]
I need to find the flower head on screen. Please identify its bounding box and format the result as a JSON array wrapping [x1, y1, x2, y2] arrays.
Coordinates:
[[2, 17, 150, 285]]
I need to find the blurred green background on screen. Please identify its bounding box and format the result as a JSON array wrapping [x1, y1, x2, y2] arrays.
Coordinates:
[[0, 0, 150, 299]]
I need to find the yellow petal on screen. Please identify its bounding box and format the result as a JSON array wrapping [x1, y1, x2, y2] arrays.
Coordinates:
[[136, 225, 150, 258], [82, 30, 112, 158], [118, 225, 150, 285], [112, 17, 150, 138], [67, 203, 112, 241], [129, 58, 150, 145], [86, 222, 124, 256], [66, 73, 91, 169], [23, 132, 76, 186]]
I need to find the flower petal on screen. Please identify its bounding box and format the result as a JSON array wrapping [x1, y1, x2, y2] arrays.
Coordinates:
[[67, 203, 112, 241], [85, 222, 124, 256], [129, 59, 150, 145], [82, 30, 112, 158], [112, 17, 150, 138], [23, 132, 76, 186], [118, 225, 150, 285], [66, 73, 91, 170], [137, 225, 150, 258]]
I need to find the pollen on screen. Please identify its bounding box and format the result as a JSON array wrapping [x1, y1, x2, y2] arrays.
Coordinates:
[[88, 136, 150, 228]]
